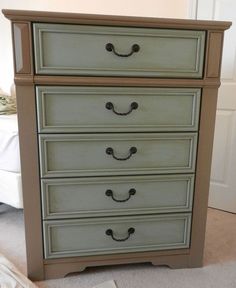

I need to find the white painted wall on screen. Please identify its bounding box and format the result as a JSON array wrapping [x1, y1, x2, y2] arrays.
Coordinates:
[[0, 0, 189, 93]]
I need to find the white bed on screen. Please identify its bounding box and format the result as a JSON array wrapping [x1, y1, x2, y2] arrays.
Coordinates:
[[0, 114, 23, 208]]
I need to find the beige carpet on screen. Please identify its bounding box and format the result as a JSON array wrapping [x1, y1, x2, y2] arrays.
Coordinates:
[[1, 204, 236, 288]]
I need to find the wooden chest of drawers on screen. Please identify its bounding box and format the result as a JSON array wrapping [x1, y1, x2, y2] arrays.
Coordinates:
[[3, 9, 231, 281]]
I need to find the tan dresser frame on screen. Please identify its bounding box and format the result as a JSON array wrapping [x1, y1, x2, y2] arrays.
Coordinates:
[[3, 9, 231, 281]]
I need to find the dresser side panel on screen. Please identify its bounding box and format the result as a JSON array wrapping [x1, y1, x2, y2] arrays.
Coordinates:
[[15, 85, 44, 280], [189, 87, 218, 266]]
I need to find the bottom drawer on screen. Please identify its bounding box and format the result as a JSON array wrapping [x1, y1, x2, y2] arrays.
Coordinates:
[[43, 214, 191, 259]]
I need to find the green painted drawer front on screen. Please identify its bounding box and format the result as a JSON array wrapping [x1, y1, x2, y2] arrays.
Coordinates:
[[33, 23, 205, 78], [41, 174, 194, 219], [39, 133, 198, 178], [36, 86, 201, 133], [43, 214, 191, 258]]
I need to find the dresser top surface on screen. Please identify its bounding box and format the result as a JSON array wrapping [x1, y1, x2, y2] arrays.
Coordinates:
[[2, 9, 231, 31]]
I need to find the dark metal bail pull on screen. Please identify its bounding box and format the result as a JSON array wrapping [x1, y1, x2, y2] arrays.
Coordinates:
[[105, 227, 135, 241], [106, 146, 137, 161], [105, 43, 140, 57], [105, 188, 136, 202], [105, 102, 138, 116]]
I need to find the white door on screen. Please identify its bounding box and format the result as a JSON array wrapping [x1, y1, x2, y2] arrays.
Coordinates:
[[195, 0, 236, 212]]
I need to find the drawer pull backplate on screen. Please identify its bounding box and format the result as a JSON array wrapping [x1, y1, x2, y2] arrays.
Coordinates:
[[105, 43, 140, 57], [106, 227, 135, 242], [105, 188, 136, 202], [106, 146, 137, 161], [105, 101, 138, 116]]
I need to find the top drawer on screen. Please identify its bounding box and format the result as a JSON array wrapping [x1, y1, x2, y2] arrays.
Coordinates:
[[33, 23, 205, 78]]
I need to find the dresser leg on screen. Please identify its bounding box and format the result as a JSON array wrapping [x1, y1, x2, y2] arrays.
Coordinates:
[[187, 255, 204, 268], [44, 263, 86, 280], [151, 254, 190, 269]]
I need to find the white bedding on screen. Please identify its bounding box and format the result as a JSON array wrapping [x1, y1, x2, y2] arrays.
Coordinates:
[[0, 114, 20, 172], [0, 170, 23, 208], [0, 114, 23, 208]]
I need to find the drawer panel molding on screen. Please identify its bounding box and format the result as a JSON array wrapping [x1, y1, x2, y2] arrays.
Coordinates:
[[4, 8, 231, 280], [36, 86, 201, 133], [43, 214, 191, 258], [39, 133, 198, 177], [41, 174, 195, 219], [33, 23, 205, 78]]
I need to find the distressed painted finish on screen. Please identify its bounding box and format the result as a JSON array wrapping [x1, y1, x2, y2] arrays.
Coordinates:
[[33, 23, 205, 78], [43, 214, 191, 259], [38, 133, 198, 178], [36, 86, 201, 133], [41, 174, 195, 219], [4, 9, 230, 280]]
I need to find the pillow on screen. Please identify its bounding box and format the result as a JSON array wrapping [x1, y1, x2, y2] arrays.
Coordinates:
[[0, 93, 17, 115]]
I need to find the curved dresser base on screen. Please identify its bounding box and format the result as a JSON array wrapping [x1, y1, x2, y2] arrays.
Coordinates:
[[44, 252, 195, 280]]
